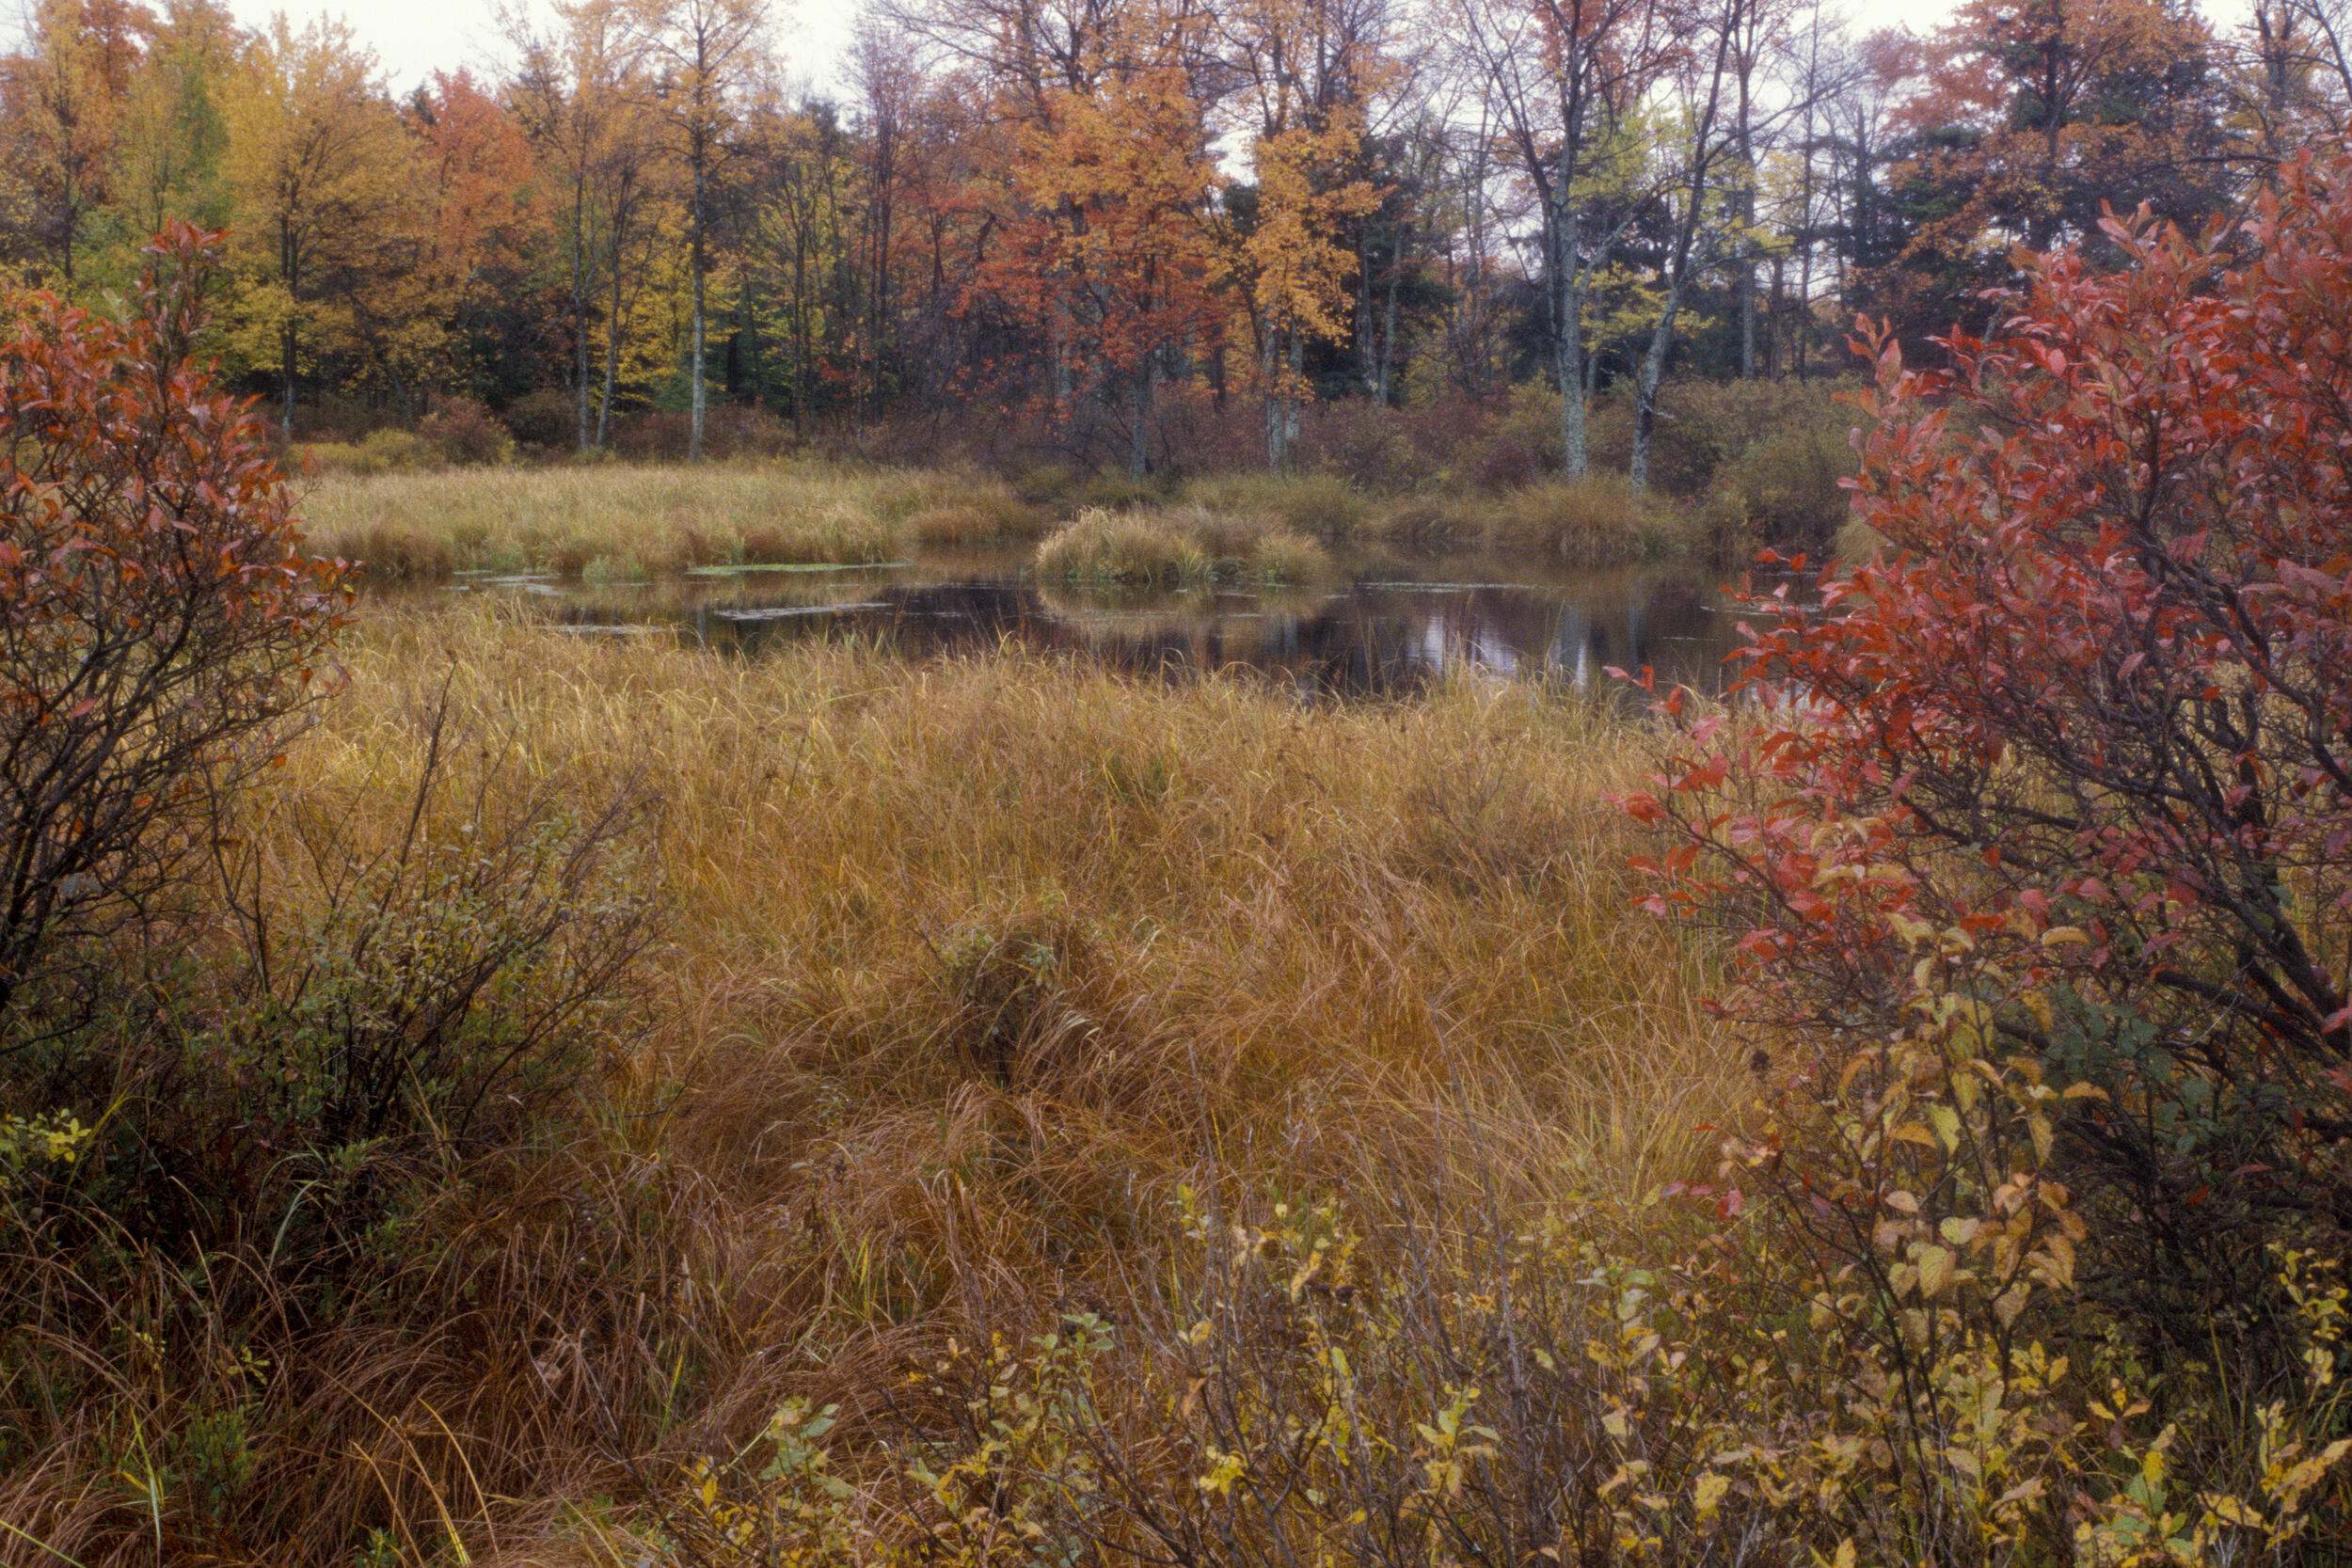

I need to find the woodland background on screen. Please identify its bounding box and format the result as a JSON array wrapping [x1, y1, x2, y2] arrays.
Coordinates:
[[2, 0, 2341, 477]]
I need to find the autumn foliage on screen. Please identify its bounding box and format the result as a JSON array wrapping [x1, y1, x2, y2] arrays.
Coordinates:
[[1626, 143, 2352, 1342], [0, 222, 345, 1014]]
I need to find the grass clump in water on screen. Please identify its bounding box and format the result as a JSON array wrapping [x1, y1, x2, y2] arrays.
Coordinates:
[[1034, 506, 1335, 586]]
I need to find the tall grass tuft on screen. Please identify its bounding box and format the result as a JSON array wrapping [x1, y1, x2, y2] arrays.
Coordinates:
[[1033, 505, 1335, 585]]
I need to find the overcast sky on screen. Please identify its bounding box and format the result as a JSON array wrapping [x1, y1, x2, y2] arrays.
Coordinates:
[[228, 0, 1992, 99]]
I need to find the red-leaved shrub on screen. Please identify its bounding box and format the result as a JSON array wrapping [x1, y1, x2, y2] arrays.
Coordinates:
[[1626, 151, 2352, 1346], [0, 224, 349, 1014]]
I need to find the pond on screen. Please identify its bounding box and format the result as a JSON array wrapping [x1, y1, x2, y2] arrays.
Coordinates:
[[441, 544, 1766, 700]]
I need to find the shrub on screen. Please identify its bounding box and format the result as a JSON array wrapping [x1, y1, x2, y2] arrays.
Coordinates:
[[175, 693, 656, 1231], [1011, 460, 1080, 505], [353, 427, 438, 473], [499, 388, 581, 453], [703, 404, 795, 459], [1299, 397, 1420, 490], [1704, 416, 1855, 550], [1464, 381, 1565, 490], [0, 224, 348, 1018], [612, 404, 794, 462], [1624, 147, 2352, 1396], [417, 395, 516, 466]]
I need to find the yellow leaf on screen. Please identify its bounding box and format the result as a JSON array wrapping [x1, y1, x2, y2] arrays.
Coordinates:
[[1917, 1244, 1956, 1299]]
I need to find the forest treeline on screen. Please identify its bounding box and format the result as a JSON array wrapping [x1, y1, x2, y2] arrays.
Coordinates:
[[2, 0, 2345, 474]]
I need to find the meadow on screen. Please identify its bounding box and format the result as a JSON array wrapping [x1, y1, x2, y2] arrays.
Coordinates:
[[1, 598, 1731, 1563], [9, 325, 2345, 1561]]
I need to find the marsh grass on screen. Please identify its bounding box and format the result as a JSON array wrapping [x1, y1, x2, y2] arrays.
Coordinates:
[[1169, 473, 1715, 565], [0, 598, 1728, 1563], [301, 461, 1733, 594], [1034, 505, 1336, 585], [300, 461, 1035, 580]]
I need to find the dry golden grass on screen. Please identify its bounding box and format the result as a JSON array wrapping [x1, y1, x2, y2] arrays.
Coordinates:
[[0, 600, 1729, 1565], [314, 602, 1722, 1190], [1033, 504, 1335, 585], [297, 461, 1044, 580]]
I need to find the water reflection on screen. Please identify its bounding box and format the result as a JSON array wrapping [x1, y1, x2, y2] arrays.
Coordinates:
[[448, 547, 1751, 700]]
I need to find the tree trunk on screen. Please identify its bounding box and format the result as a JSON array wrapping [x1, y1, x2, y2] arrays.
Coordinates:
[[1552, 206, 1589, 478], [598, 240, 625, 448], [1130, 353, 1154, 479], [1376, 215, 1406, 405], [689, 152, 708, 462], [280, 322, 296, 445], [572, 182, 593, 451]]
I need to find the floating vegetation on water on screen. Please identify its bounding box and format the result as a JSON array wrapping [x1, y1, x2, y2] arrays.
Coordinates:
[[685, 561, 912, 578], [714, 602, 894, 622]]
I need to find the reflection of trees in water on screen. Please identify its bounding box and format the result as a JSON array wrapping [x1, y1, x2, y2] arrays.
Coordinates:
[[490, 562, 1744, 699]]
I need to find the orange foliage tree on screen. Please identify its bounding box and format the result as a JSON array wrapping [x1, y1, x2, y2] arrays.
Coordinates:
[[982, 6, 1223, 475]]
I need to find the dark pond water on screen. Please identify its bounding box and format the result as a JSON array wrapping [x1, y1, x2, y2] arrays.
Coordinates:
[[444, 545, 1762, 700]]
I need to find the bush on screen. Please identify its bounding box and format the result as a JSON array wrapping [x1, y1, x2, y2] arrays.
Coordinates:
[[171, 696, 655, 1225], [501, 388, 582, 453], [609, 404, 794, 462], [1704, 417, 1854, 549], [1626, 148, 2352, 1391], [417, 395, 515, 467], [1464, 381, 1565, 490], [0, 225, 347, 1019], [1298, 397, 1421, 490]]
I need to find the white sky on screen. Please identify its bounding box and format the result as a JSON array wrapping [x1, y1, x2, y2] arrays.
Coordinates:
[[237, 0, 1993, 99], [0, 0, 2236, 100]]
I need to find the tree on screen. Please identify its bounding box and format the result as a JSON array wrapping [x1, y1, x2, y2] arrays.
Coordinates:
[[1625, 148, 2352, 1348], [108, 0, 237, 248], [987, 4, 1224, 475], [405, 71, 553, 404], [1867, 0, 2231, 347], [1216, 0, 1386, 470], [1625, 0, 1740, 490], [0, 0, 151, 286], [1454, 0, 1669, 475], [0, 224, 346, 1022], [644, 0, 769, 462], [510, 0, 663, 449], [223, 15, 414, 438]]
